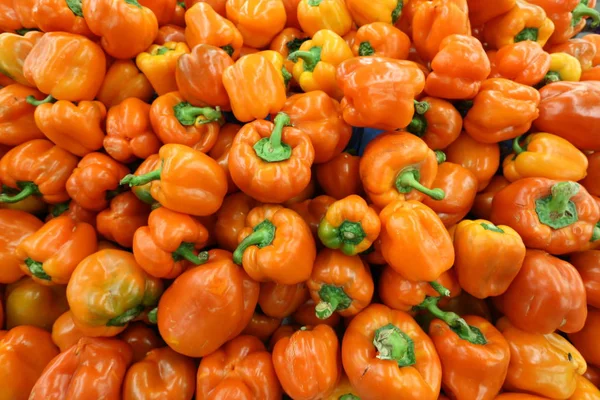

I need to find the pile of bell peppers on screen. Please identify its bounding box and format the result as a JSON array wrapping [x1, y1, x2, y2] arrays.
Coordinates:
[[1, 0, 600, 399]]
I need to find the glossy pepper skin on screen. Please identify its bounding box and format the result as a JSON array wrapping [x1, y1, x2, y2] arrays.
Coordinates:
[[226, 0, 286, 49], [543, 52, 582, 83], [0, 84, 45, 146], [258, 281, 309, 319], [0, 139, 78, 204], [121, 144, 228, 216], [119, 322, 163, 363], [581, 153, 600, 198], [0, 326, 59, 400], [345, 0, 403, 26], [23, 32, 106, 102], [139, 0, 177, 25], [316, 152, 362, 200], [530, 0, 600, 45], [497, 317, 586, 399], [342, 304, 442, 400], [336, 57, 425, 130], [380, 200, 454, 282], [488, 41, 551, 86], [0, 31, 43, 87], [96, 60, 154, 108], [136, 41, 190, 96], [0, 209, 43, 284], [29, 338, 133, 400], [463, 78, 540, 144], [503, 133, 588, 182], [290, 195, 336, 240], [184, 3, 242, 58], [445, 133, 500, 192], [569, 308, 600, 368], [570, 250, 600, 308], [31, 0, 94, 36], [467, 0, 515, 26], [405, 96, 463, 150], [123, 346, 196, 400], [83, 0, 158, 59], [233, 204, 316, 285], [157, 257, 259, 357], [352, 22, 410, 59], [570, 375, 600, 399], [549, 39, 597, 72], [491, 179, 600, 254], [155, 24, 186, 44], [273, 324, 341, 400], [297, 0, 352, 37], [96, 191, 151, 248]]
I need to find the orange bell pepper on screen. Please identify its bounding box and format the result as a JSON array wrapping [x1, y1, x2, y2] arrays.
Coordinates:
[[121, 143, 228, 216], [336, 57, 425, 130], [269, 27, 310, 82], [155, 24, 186, 44], [316, 152, 362, 200], [233, 204, 316, 284], [360, 132, 444, 208], [258, 281, 310, 319], [0, 31, 43, 87], [548, 39, 597, 72], [104, 98, 161, 163], [157, 257, 258, 357], [96, 191, 151, 248], [208, 123, 240, 194], [228, 113, 314, 203], [529, 0, 600, 46], [136, 41, 190, 96], [29, 337, 133, 400], [342, 304, 442, 400], [23, 32, 106, 101], [197, 335, 282, 399], [289, 195, 336, 240], [491, 179, 599, 254], [297, 0, 352, 37], [0, 84, 45, 146], [488, 41, 551, 86], [119, 321, 163, 363], [463, 78, 540, 144], [184, 3, 242, 58], [241, 310, 282, 341], [498, 317, 586, 399], [123, 347, 196, 400], [569, 308, 600, 368], [51, 311, 87, 352], [345, 0, 404, 26], [82, 0, 158, 59], [226, 0, 286, 48], [273, 324, 341, 400], [31, 0, 94, 37], [0, 326, 59, 400], [0, 209, 43, 284], [139, 0, 176, 25], [570, 250, 600, 309], [47, 199, 98, 227], [214, 192, 259, 252], [583, 33, 600, 66], [0, 0, 23, 33], [351, 22, 410, 59], [176, 44, 233, 110], [405, 96, 463, 150], [467, 0, 516, 26], [96, 60, 155, 108], [445, 133, 500, 192], [13, 0, 36, 29]]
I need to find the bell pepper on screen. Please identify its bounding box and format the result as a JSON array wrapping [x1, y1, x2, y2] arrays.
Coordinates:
[[488, 41, 551, 86], [530, 0, 600, 45], [0, 326, 59, 400], [463, 78, 540, 144], [13, 0, 36, 29], [157, 257, 258, 357], [583, 33, 600, 66], [467, 0, 516, 26], [549, 39, 597, 71], [23, 32, 106, 102], [155, 24, 186, 44], [483, 0, 555, 50], [226, 0, 286, 48], [336, 57, 426, 130], [233, 204, 316, 284], [208, 123, 240, 194], [104, 98, 161, 164], [280, 91, 352, 164], [405, 96, 463, 150], [425, 34, 490, 100], [258, 281, 310, 318], [445, 133, 500, 192], [241, 310, 282, 341], [214, 193, 259, 252], [569, 308, 600, 368], [0, 139, 78, 204], [570, 250, 600, 309], [121, 144, 227, 216], [123, 347, 195, 400], [342, 304, 441, 400], [540, 52, 583, 84], [318, 195, 380, 256], [273, 324, 341, 400], [351, 22, 410, 59], [345, 0, 404, 26], [228, 113, 314, 203], [0, 209, 43, 284], [0, 84, 45, 146], [96, 191, 151, 249], [498, 317, 586, 399], [360, 132, 444, 208], [66, 153, 130, 212], [289, 195, 336, 240], [82, 0, 158, 59], [269, 28, 310, 82], [136, 42, 189, 96], [97, 60, 155, 108], [316, 152, 362, 200], [380, 200, 454, 282], [118, 322, 163, 363], [184, 3, 243, 59], [197, 335, 282, 399], [48, 199, 98, 227], [29, 337, 133, 400], [491, 179, 599, 254], [139, 0, 176, 25], [31, 0, 94, 37], [297, 0, 352, 37], [0, 0, 23, 33], [0, 31, 43, 87], [30, 99, 107, 157]]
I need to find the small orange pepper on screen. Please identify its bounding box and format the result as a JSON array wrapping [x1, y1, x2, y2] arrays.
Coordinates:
[[405, 96, 463, 150], [352, 22, 410, 59], [487, 41, 551, 86]]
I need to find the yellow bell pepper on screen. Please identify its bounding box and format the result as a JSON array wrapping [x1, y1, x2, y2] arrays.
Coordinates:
[[135, 41, 190, 96], [544, 52, 582, 83]]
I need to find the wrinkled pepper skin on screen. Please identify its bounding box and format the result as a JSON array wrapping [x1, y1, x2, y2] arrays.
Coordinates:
[[157, 258, 259, 357], [342, 304, 442, 400], [316, 152, 362, 200], [488, 41, 551, 86], [569, 308, 600, 368], [136, 41, 190, 96], [570, 250, 600, 309], [214, 192, 259, 252], [352, 22, 410, 59], [196, 335, 282, 400], [497, 317, 586, 399], [549, 39, 597, 72], [0, 209, 43, 284], [0, 31, 43, 87], [29, 338, 133, 400], [226, 0, 286, 49], [31, 0, 94, 37], [258, 281, 309, 319], [445, 133, 500, 192], [96, 60, 154, 108], [0, 84, 45, 146], [405, 96, 463, 151], [490, 179, 600, 254], [23, 32, 106, 102], [209, 123, 241, 194], [96, 191, 151, 248], [297, 0, 352, 37], [185, 2, 243, 58]]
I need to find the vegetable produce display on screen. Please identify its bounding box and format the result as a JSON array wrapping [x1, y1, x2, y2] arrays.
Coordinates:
[[2, 0, 600, 399]]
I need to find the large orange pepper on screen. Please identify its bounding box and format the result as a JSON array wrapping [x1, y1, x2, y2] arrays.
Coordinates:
[[233, 204, 316, 284], [345, 0, 404, 26], [119, 322, 163, 363], [454, 219, 526, 299], [548, 39, 597, 72], [82, 0, 158, 59], [570, 250, 600, 309], [273, 324, 340, 399], [316, 152, 362, 200], [258, 281, 309, 319], [47, 199, 98, 227], [241, 310, 282, 341], [0, 139, 78, 204], [289, 195, 336, 240], [405, 96, 463, 150], [136, 41, 189, 96], [29, 337, 133, 400], [569, 308, 600, 368], [208, 123, 240, 194], [31, 0, 94, 36], [0, 326, 59, 400], [0, 209, 43, 284], [491, 179, 600, 254], [184, 3, 242, 58], [528, 0, 599, 46], [96, 191, 151, 248], [342, 304, 441, 400], [214, 192, 259, 251], [23, 32, 106, 102], [467, 0, 516, 26], [139, 0, 176, 25], [155, 24, 186, 44], [0, 31, 43, 87], [0, 84, 45, 146], [488, 41, 551, 86], [96, 60, 154, 108], [445, 133, 500, 192], [123, 347, 196, 400], [379, 200, 454, 282], [149, 92, 222, 153], [226, 0, 286, 48], [498, 317, 586, 399], [121, 144, 228, 216], [0, 0, 23, 33], [360, 132, 444, 208], [336, 57, 425, 130], [351, 22, 410, 59], [157, 257, 258, 357], [297, 0, 352, 37]]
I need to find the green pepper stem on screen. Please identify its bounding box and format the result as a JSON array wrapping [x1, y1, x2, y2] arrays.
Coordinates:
[[592, 223, 600, 242], [572, 2, 600, 28], [373, 323, 416, 367], [26, 94, 55, 106], [121, 168, 162, 187], [481, 222, 504, 233], [51, 202, 70, 217], [548, 181, 580, 215], [25, 258, 51, 281], [308, 0, 322, 5], [147, 307, 158, 324], [66, 0, 83, 17], [233, 220, 276, 265], [429, 281, 450, 297], [512, 135, 526, 155], [339, 395, 360, 400], [106, 304, 145, 327], [172, 242, 208, 265], [281, 66, 292, 87], [315, 285, 352, 319], [221, 45, 234, 56], [288, 47, 322, 72], [391, 0, 403, 24], [406, 114, 427, 137], [542, 71, 562, 85], [414, 100, 430, 115], [0, 182, 39, 203], [514, 27, 539, 42], [253, 112, 292, 163], [358, 41, 375, 56], [435, 150, 446, 164], [419, 297, 487, 345], [125, 0, 142, 8], [173, 102, 222, 126], [395, 169, 445, 200]]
